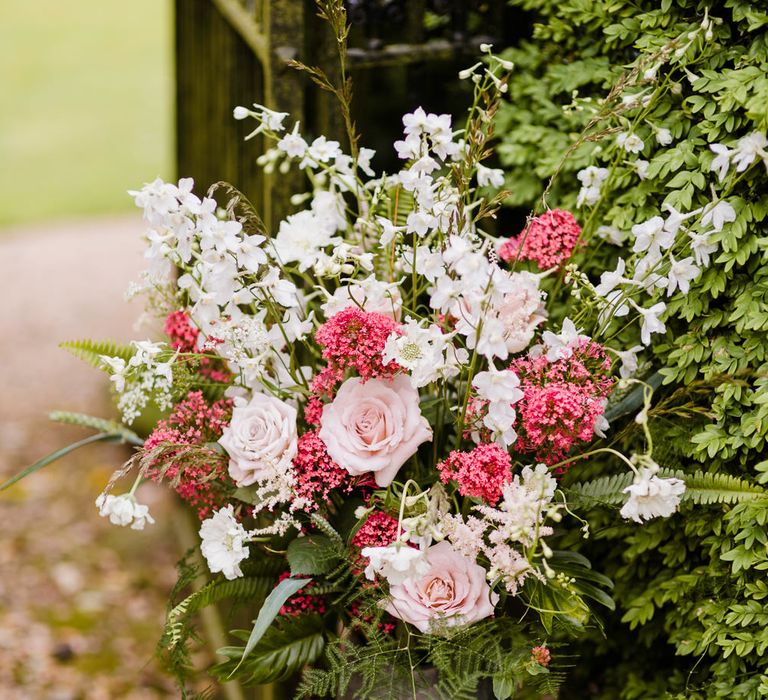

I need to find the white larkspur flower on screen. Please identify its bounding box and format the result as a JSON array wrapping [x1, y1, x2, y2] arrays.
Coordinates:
[[472, 368, 523, 405], [361, 543, 429, 586], [271, 210, 336, 270], [477, 164, 505, 188], [615, 345, 643, 379], [633, 159, 650, 180], [688, 231, 718, 267], [732, 132, 768, 172], [700, 200, 736, 233], [307, 135, 342, 163], [617, 132, 645, 154], [632, 216, 674, 254], [199, 505, 251, 580], [637, 301, 667, 345], [655, 127, 673, 146], [594, 257, 631, 297], [541, 317, 588, 361], [666, 255, 699, 296], [709, 143, 732, 182], [277, 123, 308, 158], [620, 467, 686, 523]]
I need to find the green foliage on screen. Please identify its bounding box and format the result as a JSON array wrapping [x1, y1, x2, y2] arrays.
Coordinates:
[[213, 615, 326, 686], [568, 469, 766, 507], [48, 410, 142, 445], [60, 338, 133, 370], [499, 0, 768, 696]]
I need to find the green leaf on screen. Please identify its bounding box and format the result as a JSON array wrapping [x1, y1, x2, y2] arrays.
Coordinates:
[[1, 432, 129, 491], [215, 615, 325, 686], [60, 338, 133, 370], [287, 535, 339, 576], [48, 410, 143, 446], [229, 575, 312, 676]]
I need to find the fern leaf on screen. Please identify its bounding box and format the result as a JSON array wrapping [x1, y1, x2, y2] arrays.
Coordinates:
[[165, 576, 271, 650], [61, 338, 133, 370], [48, 410, 142, 445], [567, 469, 765, 507]]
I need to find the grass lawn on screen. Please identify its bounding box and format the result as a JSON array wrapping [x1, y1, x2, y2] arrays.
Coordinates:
[[0, 1, 172, 226]]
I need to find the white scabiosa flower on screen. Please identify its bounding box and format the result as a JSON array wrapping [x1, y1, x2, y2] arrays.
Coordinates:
[[620, 468, 686, 523], [361, 543, 429, 586], [199, 505, 251, 580]]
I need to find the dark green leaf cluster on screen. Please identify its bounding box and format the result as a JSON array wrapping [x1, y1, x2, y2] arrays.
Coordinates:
[[498, 0, 768, 696]]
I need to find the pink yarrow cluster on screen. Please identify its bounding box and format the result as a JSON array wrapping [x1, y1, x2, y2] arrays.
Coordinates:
[[277, 572, 327, 617], [437, 443, 513, 504], [510, 340, 613, 466], [144, 390, 233, 518], [292, 431, 351, 509], [351, 510, 401, 551], [164, 310, 230, 383], [306, 308, 402, 424], [499, 209, 582, 270]]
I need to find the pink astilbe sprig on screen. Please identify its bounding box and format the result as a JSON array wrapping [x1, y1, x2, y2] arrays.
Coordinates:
[[510, 339, 613, 467], [437, 443, 513, 504], [143, 390, 233, 518], [499, 209, 583, 270], [292, 430, 351, 510]]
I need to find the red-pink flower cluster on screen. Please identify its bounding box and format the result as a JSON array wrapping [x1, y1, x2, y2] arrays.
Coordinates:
[[531, 645, 551, 667], [277, 571, 327, 617], [351, 511, 401, 551], [292, 431, 351, 509], [144, 390, 233, 518], [164, 310, 230, 383], [499, 209, 582, 270], [437, 443, 513, 504], [307, 308, 402, 425], [509, 340, 613, 467]]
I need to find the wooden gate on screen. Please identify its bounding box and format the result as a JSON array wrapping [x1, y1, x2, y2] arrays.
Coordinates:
[[175, 0, 517, 230]]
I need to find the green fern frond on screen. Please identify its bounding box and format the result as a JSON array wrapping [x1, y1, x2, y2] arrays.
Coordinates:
[[568, 469, 766, 507], [61, 338, 133, 370], [165, 576, 271, 650], [48, 410, 142, 445]]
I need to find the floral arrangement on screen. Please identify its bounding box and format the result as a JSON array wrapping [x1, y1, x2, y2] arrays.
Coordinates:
[[5, 4, 754, 697]]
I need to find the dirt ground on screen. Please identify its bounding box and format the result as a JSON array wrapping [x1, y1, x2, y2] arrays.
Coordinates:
[[0, 216, 211, 698]]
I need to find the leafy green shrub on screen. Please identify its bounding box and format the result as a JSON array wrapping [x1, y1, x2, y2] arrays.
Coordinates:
[[496, 1, 768, 697]]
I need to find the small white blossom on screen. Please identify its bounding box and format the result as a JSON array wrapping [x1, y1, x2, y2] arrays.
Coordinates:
[[636, 301, 667, 345], [617, 132, 645, 154], [96, 494, 155, 530], [361, 543, 429, 586], [655, 127, 673, 146], [709, 143, 732, 182], [277, 123, 308, 158], [665, 255, 699, 296], [732, 132, 768, 172], [620, 467, 686, 523], [199, 505, 251, 580], [632, 216, 675, 254], [700, 200, 736, 233], [477, 164, 505, 188]]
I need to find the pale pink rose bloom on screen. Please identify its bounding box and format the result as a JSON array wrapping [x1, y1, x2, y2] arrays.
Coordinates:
[[319, 375, 432, 487], [218, 393, 298, 486], [385, 541, 497, 633]]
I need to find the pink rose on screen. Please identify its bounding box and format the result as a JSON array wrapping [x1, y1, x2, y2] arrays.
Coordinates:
[[385, 541, 497, 633], [319, 375, 432, 487], [218, 393, 298, 486]]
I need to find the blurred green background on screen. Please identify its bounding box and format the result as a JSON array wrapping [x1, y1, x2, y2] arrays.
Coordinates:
[[0, 0, 173, 226]]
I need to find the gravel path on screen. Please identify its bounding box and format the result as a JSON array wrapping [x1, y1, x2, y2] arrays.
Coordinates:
[[0, 217, 207, 698]]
